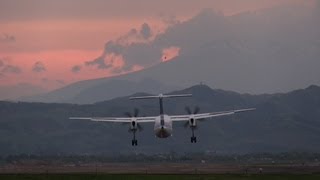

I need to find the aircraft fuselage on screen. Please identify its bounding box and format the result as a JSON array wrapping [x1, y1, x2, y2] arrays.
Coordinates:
[[154, 114, 173, 138]]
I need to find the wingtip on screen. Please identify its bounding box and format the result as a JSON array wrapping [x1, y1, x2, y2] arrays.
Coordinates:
[[234, 108, 256, 113]]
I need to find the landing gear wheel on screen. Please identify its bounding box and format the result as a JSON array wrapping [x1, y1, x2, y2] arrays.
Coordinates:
[[191, 137, 197, 143], [132, 140, 138, 146]]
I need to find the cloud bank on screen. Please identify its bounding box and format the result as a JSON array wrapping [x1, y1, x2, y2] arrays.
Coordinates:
[[2, 65, 21, 74], [32, 61, 47, 73], [71, 65, 82, 73], [83, 22, 169, 73], [0, 58, 22, 75], [0, 33, 15, 43]]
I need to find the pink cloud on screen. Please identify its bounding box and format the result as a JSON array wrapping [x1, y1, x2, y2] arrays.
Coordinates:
[[162, 46, 181, 62], [0, 50, 102, 89]]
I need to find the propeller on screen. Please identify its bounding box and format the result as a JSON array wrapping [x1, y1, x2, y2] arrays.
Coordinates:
[[185, 106, 200, 115], [183, 106, 203, 128], [124, 108, 140, 118], [124, 108, 143, 132]]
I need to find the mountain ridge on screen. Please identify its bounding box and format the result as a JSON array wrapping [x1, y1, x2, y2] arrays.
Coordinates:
[[1, 84, 320, 155]]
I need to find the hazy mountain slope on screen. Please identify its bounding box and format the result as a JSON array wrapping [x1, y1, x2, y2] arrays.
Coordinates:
[[21, 79, 179, 104], [1, 84, 320, 155], [19, 77, 108, 103], [0, 83, 47, 101], [68, 79, 180, 104]]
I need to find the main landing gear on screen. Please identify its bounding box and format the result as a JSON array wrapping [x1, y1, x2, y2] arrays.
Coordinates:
[[132, 139, 138, 146], [191, 136, 197, 143], [190, 127, 197, 143], [131, 130, 138, 146]]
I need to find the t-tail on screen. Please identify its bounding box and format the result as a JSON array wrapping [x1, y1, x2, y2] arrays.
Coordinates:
[[130, 94, 192, 126]]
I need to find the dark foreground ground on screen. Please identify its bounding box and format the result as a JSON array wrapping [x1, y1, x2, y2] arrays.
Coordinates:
[[1, 174, 320, 180], [1, 163, 320, 180], [1, 163, 320, 174]]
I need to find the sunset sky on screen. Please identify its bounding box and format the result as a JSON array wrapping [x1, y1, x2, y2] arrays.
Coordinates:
[[0, 0, 315, 90]]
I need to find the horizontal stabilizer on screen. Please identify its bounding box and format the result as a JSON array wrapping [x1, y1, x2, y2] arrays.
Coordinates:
[[129, 94, 192, 100]]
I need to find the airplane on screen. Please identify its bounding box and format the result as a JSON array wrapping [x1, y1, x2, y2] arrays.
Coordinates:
[[70, 93, 255, 146]]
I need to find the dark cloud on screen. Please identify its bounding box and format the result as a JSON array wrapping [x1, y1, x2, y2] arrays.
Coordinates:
[[85, 53, 127, 72], [0, 33, 15, 43], [71, 65, 82, 73], [140, 23, 152, 39], [0, 58, 21, 75], [104, 41, 124, 55], [32, 61, 46, 73], [86, 11, 230, 72], [85, 57, 112, 69], [88, 23, 154, 73], [116, 29, 138, 44], [98, 40, 162, 72], [88, 22, 161, 72], [115, 23, 153, 45], [1, 65, 22, 74]]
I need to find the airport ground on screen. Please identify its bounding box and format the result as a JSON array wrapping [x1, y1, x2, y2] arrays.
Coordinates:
[[1, 163, 320, 179]]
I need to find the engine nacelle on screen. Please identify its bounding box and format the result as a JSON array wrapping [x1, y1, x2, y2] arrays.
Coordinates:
[[189, 117, 196, 127], [130, 120, 137, 130]]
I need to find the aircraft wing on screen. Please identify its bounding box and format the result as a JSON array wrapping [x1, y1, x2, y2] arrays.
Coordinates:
[[170, 108, 255, 121], [69, 116, 157, 123]]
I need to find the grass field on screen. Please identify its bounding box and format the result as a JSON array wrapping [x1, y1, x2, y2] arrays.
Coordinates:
[[0, 174, 320, 180]]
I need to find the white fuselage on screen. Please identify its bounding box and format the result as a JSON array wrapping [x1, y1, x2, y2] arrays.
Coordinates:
[[154, 114, 173, 138]]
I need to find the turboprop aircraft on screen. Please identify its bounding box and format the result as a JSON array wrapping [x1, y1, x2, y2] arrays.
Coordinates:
[[70, 94, 255, 146]]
